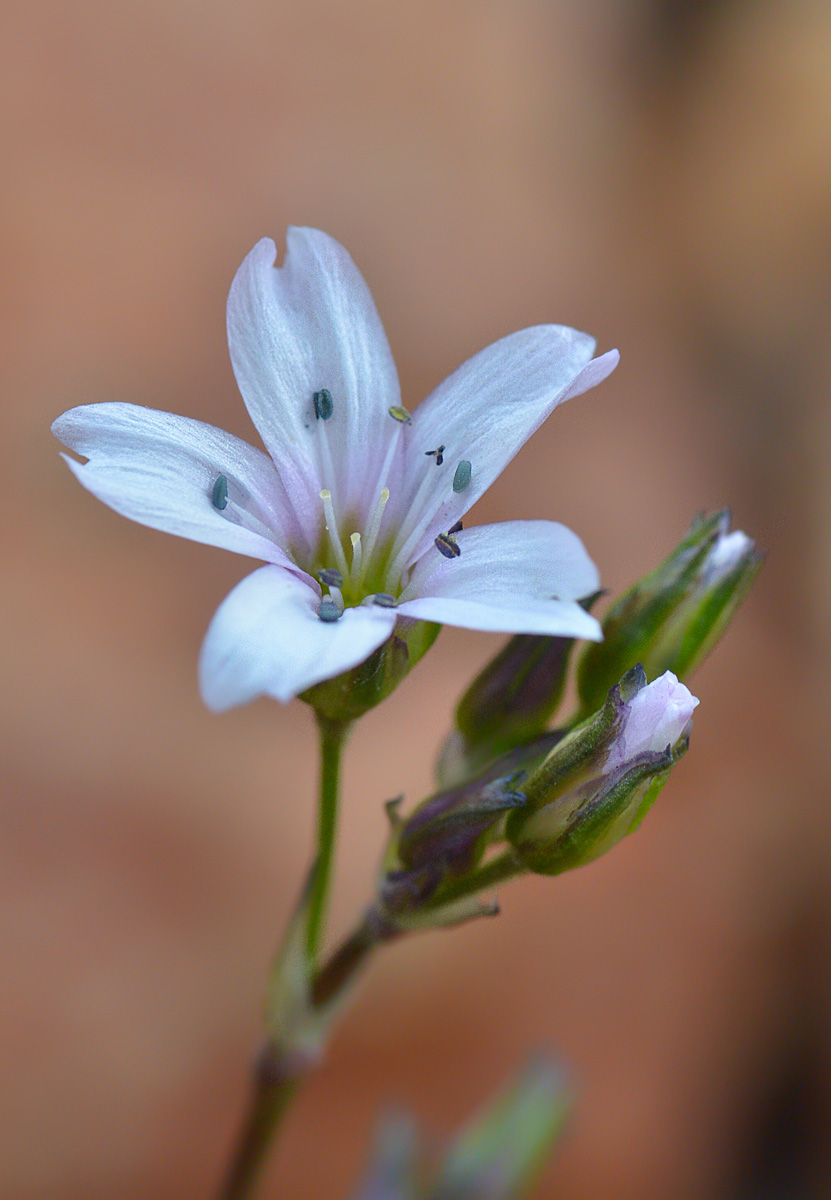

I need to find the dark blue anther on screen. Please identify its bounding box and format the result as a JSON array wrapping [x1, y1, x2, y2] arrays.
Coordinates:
[[313, 389, 334, 420], [435, 532, 461, 559], [452, 460, 472, 493], [318, 597, 343, 622], [212, 475, 229, 510]]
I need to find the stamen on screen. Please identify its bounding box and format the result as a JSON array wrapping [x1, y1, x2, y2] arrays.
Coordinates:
[[317, 415, 339, 506], [452, 460, 472, 493], [327, 584, 344, 610], [319, 568, 343, 588], [357, 486, 390, 585], [386, 465, 441, 582], [313, 389, 334, 420], [211, 474, 229, 510], [319, 489, 350, 577], [448, 519, 464, 535], [318, 597, 343, 622], [425, 445, 445, 466], [363, 422, 401, 537], [388, 405, 412, 425], [435, 532, 461, 559], [210, 474, 288, 548], [372, 593, 397, 607], [350, 532, 362, 581]]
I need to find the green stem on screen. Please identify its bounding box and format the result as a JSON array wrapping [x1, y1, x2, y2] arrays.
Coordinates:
[[311, 911, 390, 1008], [424, 848, 524, 910], [215, 714, 352, 1200], [216, 914, 386, 1200], [305, 714, 351, 962]]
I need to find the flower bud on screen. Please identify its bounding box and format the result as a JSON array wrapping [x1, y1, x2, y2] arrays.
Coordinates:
[[437, 632, 579, 788], [506, 668, 697, 875], [377, 733, 560, 926], [577, 511, 761, 715]]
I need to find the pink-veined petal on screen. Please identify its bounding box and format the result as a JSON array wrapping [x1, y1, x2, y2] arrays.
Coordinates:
[[199, 565, 398, 710], [227, 229, 403, 538], [395, 519, 602, 638], [393, 330, 618, 566], [52, 402, 303, 565]]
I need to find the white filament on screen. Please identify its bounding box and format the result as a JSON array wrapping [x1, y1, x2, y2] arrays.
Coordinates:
[[358, 487, 390, 587], [350, 531, 363, 583], [319, 489, 350, 578]]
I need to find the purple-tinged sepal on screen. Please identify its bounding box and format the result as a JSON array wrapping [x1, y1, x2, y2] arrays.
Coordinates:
[[375, 735, 560, 931]]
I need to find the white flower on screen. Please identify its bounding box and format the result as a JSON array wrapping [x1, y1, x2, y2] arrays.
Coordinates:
[[603, 671, 698, 773], [52, 228, 618, 711]]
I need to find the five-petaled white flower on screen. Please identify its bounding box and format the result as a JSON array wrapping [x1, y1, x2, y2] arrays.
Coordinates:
[[52, 228, 618, 710]]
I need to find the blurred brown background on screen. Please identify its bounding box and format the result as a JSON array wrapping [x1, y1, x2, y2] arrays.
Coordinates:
[[3, 2, 831, 1197]]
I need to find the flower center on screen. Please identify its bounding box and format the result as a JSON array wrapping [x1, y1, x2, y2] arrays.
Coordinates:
[[209, 389, 473, 624], [315, 483, 397, 610]]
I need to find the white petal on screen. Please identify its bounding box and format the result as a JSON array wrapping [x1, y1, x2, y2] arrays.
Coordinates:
[[395, 331, 618, 565], [52, 403, 303, 564], [199, 565, 398, 710], [395, 520, 602, 639], [227, 229, 402, 532], [401, 519, 600, 602], [395, 595, 601, 638]]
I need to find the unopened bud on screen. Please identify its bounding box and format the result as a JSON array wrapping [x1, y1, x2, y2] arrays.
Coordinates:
[[397, 773, 526, 878], [439, 598, 600, 787], [378, 733, 560, 923], [506, 669, 697, 875], [577, 511, 761, 715]]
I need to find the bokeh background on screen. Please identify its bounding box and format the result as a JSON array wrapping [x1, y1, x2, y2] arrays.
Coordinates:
[[4, 2, 831, 1197]]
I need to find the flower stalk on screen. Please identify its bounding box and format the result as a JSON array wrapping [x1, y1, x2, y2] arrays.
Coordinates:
[[306, 714, 351, 961], [218, 912, 394, 1200]]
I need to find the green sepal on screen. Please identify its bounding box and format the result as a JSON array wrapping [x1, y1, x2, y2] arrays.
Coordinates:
[[662, 548, 764, 679], [577, 511, 762, 716], [520, 665, 645, 813], [507, 747, 673, 876], [577, 514, 723, 714], [301, 619, 440, 721]]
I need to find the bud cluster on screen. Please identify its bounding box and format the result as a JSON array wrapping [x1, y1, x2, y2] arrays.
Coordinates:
[[370, 512, 758, 930]]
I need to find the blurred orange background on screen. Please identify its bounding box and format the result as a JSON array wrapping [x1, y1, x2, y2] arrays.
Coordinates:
[[3, 3, 831, 1197]]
